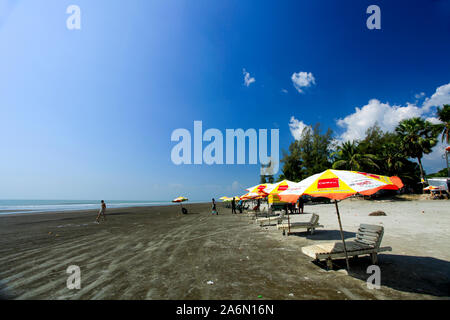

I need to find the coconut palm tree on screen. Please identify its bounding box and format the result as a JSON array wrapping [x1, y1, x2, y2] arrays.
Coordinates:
[[380, 142, 407, 176], [436, 104, 450, 144], [395, 117, 439, 182], [332, 141, 379, 171]]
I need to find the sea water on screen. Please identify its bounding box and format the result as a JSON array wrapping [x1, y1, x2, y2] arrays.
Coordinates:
[[0, 199, 176, 215]]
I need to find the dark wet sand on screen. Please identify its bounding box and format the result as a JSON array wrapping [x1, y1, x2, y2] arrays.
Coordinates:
[[0, 202, 448, 300]]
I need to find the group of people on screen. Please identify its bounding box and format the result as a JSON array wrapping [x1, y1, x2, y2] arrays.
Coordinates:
[[289, 197, 304, 214], [97, 196, 306, 221], [211, 196, 306, 215], [211, 197, 249, 215]]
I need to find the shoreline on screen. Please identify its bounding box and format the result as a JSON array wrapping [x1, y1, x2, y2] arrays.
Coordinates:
[[0, 201, 210, 217]]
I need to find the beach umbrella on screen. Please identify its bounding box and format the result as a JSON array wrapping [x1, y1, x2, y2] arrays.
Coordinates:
[[245, 183, 274, 194], [278, 169, 403, 270], [219, 196, 228, 200], [266, 180, 297, 194], [172, 196, 189, 214], [229, 196, 241, 201], [266, 179, 297, 203], [240, 191, 267, 200], [241, 182, 276, 201], [239, 192, 254, 200], [172, 196, 188, 203], [263, 180, 297, 218], [222, 196, 241, 202]]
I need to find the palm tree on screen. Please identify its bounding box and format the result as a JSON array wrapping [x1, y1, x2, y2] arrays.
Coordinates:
[[380, 142, 406, 176], [395, 117, 439, 182], [436, 104, 450, 144], [332, 141, 379, 171]]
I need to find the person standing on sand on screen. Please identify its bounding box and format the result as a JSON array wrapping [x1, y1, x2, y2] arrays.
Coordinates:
[[298, 196, 304, 214], [96, 200, 107, 223], [212, 198, 218, 215], [238, 199, 243, 213], [231, 197, 237, 214]]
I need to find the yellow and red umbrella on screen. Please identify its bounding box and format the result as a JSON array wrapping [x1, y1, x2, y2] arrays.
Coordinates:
[[278, 170, 403, 203], [241, 183, 282, 201], [172, 196, 188, 203], [423, 186, 440, 191], [172, 196, 189, 214], [266, 180, 297, 204], [239, 192, 256, 200], [245, 183, 274, 195], [278, 169, 403, 270], [222, 196, 241, 202]]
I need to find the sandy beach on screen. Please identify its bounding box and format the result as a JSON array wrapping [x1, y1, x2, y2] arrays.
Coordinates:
[[0, 199, 449, 300]]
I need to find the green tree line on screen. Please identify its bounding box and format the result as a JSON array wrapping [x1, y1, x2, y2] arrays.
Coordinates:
[[273, 104, 449, 192]]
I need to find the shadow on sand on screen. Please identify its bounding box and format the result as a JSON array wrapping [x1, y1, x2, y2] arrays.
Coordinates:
[[285, 229, 357, 240], [314, 254, 450, 297]]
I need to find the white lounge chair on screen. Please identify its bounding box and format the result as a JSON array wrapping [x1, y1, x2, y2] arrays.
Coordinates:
[[301, 224, 392, 269], [255, 212, 287, 226], [277, 213, 323, 235]]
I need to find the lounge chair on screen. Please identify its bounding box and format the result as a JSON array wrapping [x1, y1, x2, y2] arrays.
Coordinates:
[[301, 224, 392, 269], [277, 213, 323, 235], [256, 212, 287, 226], [270, 203, 287, 214]]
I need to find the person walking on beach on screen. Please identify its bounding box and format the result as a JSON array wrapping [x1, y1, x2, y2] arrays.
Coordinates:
[[231, 197, 237, 214], [96, 200, 107, 223], [212, 198, 218, 215]]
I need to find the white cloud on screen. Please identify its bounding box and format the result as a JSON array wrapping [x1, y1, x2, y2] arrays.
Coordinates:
[[231, 181, 241, 192], [423, 141, 447, 173], [426, 117, 442, 125], [335, 82, 450, 173], [422, 83, 450, 111], [243, 68, 255, 87], [336, 99, 424, 142], [289, 116, 311, 140], [281, 89, 288, 94], [414, 92, 425, 99], [291, 71, 315, 93]]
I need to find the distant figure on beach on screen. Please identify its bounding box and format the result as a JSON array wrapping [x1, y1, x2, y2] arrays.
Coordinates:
[[96, 200, 107, 223], [253, 198, 260, 212], [212, 198, 218, 215], [231, 197, 237, 214], [298, 197, 304, 214]]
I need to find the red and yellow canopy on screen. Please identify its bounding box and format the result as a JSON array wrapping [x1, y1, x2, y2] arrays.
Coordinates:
[[278, 169, 403, 202], [265, 180, 296, 204], [172, 196, 188, 203]]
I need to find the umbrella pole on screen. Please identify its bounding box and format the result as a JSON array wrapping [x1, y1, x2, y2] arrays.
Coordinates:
[[334, 200, 350, 271], [287, 205, 290, 235]]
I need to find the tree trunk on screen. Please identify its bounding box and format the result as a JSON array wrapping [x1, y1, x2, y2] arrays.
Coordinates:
[[417, 157, 425, 193]]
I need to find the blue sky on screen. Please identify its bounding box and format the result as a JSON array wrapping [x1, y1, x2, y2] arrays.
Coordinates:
[[0, 0, 449, 201]]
